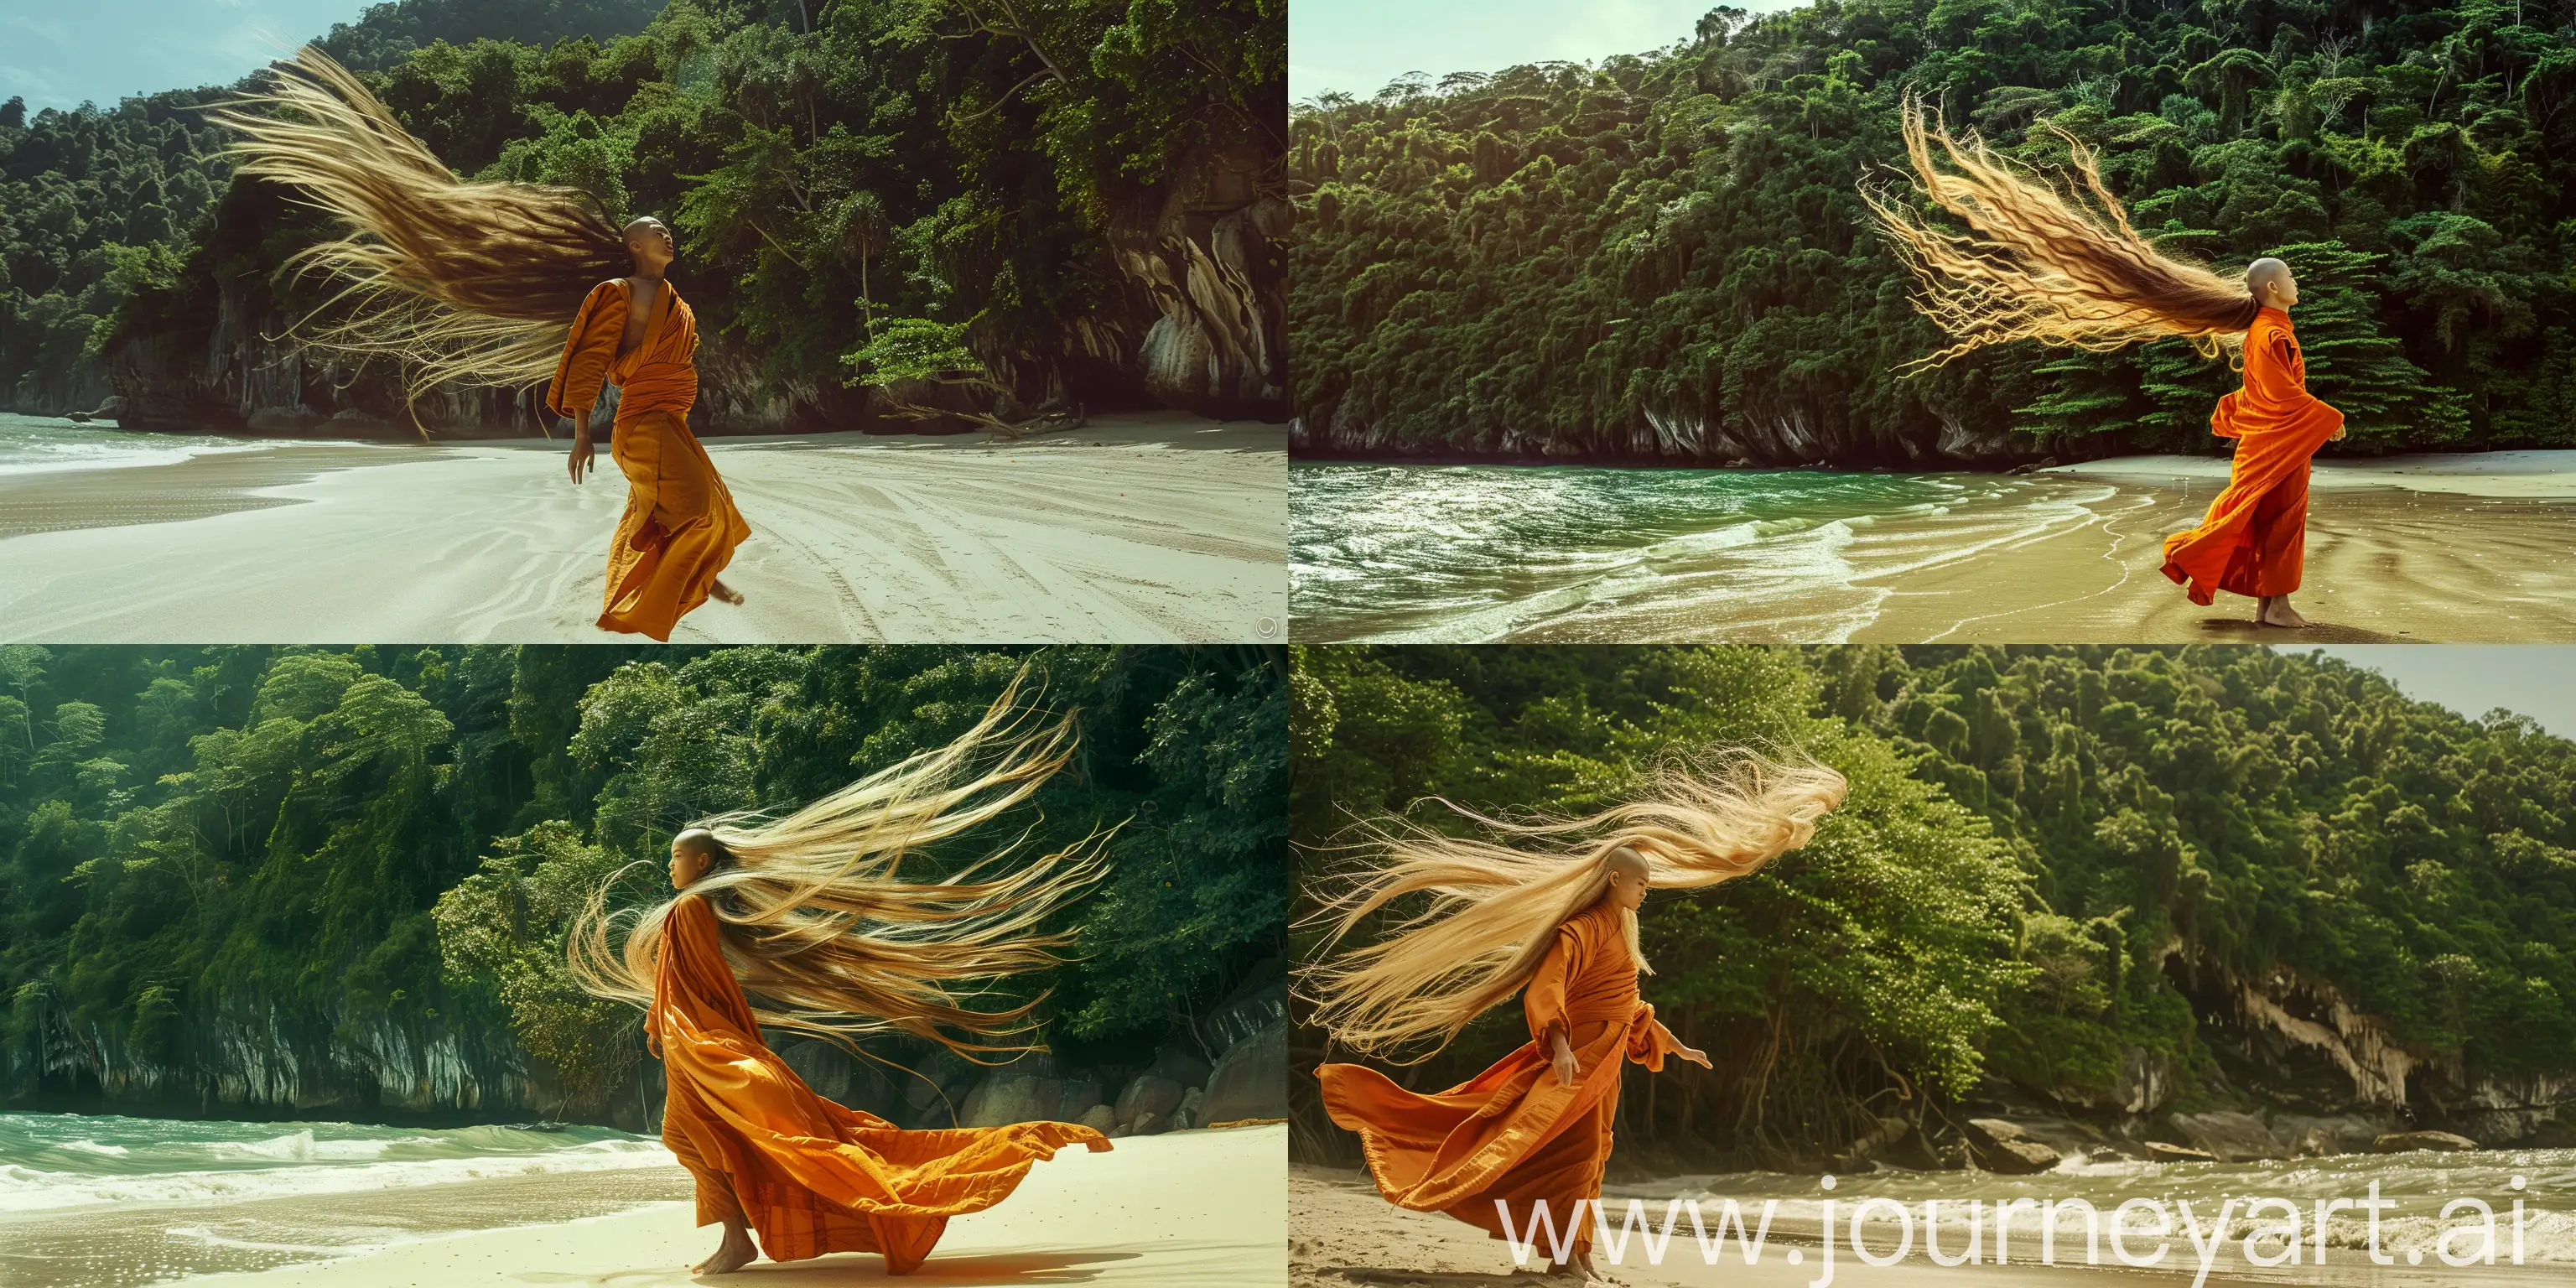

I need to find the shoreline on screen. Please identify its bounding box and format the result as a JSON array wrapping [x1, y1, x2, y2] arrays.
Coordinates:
[[1290, 452, 2576, 644], [195, 1124, 1281, 1287], [0, 412, 1286, 643]]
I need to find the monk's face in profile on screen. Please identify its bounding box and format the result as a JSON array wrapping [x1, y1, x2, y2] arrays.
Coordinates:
[[626, 217, 676, 276], [2248, 257, 2299, 309], [1606, 850, 1650, 911], [670, 829, 719, 889]]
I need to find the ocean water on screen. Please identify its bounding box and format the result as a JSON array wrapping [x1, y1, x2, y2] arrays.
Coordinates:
[[1289, 461, 2124, 642], [0, 1110, 672, 1213], [0, 413, 296, 476], [1604, 1148, 2576, 1273]]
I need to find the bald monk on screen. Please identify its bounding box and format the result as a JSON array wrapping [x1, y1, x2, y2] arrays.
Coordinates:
[[2159, 257, 2347, 629], [1317, 850, 1711, 1282], [548, 216, 751, 641], [653, 830, 1109, 1275]]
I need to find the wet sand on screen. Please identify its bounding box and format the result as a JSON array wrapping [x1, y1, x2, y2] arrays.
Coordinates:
[[4, 1125, 1282, 1288], [0, 413, 1286, 643], [1291, 1166, 2542, 1287], [1862, 455, 2576, 644]]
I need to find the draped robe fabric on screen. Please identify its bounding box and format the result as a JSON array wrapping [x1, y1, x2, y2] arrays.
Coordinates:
[[1317, 902, 1683, 1254], [649, 894, 1110, 1273], [546, 278, 750, 641], [2160, 306, 2346, 605]]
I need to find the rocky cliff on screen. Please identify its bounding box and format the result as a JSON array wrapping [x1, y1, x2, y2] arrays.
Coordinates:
[[3, 969, 1289, 1139], [1288, 397, 2117, 470], [1904, 950, 2576, 1174], [97, 129, 1290, 439]]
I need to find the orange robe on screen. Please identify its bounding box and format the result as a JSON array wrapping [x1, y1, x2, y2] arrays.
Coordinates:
[[547, 279, 751, 641], [650, 894, 1109, 1273], [2160, 306, 2345, 605], [1317, 902, 1683, 1254]]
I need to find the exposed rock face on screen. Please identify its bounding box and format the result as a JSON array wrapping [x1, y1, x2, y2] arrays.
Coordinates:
[[2373, 1130, 2480, 1153], [3, 994, 546, 1124], [0, 360, 114, 418], [105, 283, 806, 439], [1115, 133, 1289, 423], [1957, 952, 2576, 1169], [1964, 1118, 2064, 1174], [1291, 393, 2075, 468], [2166, 1110, 2287, 1162]]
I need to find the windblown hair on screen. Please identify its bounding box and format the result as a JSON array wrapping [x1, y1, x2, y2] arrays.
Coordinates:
[[1863, 93, 2262, 371], [210, 46, 628, 408], [567, 673, 1113, 1061], [1298, 755, 1848, 1061]]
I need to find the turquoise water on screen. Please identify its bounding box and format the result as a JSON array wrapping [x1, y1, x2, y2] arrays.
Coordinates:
[[0, 413, 304, 476], [1290, 461, 2120, 641], [0, 1110, 667, 1213]]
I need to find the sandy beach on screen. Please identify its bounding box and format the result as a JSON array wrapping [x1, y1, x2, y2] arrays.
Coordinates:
[[0, 413, 1285, 643], [1852, 452, 2576, 645], [1289, 451, 2576, 643], [0, 1124, 1284, 1288], [1291, 1166, 2545, 1288]]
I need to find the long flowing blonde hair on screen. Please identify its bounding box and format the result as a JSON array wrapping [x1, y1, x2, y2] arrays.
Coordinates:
[[1299, 756, 1848, 1061], [1862, 93, 2262, 371], [210, 46, 628, 408], [567, 673, 1113, 1060]]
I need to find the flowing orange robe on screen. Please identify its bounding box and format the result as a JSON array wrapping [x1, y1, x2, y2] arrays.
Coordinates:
[[547, 279, 751, 641], [2160, 306, 2345, 605], [1317, 902, 1683, 1254], [650, 894, 1109, 1273]]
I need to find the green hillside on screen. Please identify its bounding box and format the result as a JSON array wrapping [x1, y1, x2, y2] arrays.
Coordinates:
[[1290, 0, 2573, 465]]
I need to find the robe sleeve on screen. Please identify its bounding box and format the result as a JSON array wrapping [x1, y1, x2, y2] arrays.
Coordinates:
[[1523, 922, 1584, 1051], [1626, 1002, 1685, 1072], [545, 281, 626, 424]]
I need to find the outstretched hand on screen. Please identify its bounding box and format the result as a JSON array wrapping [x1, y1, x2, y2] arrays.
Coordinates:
[[568, 427, 595, 483], [1674, 1042, 1713, 1070]]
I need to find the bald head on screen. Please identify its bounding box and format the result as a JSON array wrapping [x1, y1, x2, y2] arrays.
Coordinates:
[[625, 215, 675, 276], [1604, 845, 1651, 911], [2246, 257, 2297, 309], [668, 828, 729, 890]]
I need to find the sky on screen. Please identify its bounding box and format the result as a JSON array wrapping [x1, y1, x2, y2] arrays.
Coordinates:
[[2289, 646, 2576, 740], [1291, 0, 1797, 106], [0, 1, 359, 111]]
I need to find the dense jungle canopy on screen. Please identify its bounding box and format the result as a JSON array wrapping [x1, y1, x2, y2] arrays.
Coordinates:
[[0, 644, 1285, 1119], [0, 0, 1286, 423], [1291, 645, 2576, 1166], [1290, 0, 2575, 465]]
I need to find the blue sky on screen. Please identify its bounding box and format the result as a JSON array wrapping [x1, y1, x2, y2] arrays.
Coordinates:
[[1291, 0, 1797, 106], [2293, 647, 2576, 740], [0, 1, 359, 110]]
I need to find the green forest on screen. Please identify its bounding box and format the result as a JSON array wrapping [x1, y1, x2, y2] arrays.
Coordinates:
[[0, 644, 1285, 1123], [1290, 0, 2575, 465], [0, 0, 668, 411], [1291, 645, 2576, 1166], [1, 0, 1286, 425]]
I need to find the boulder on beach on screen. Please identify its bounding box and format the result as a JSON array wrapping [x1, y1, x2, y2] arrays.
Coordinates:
[[1964, 1119, 2062, 1175], [2371, 1130, 2479, 1154]]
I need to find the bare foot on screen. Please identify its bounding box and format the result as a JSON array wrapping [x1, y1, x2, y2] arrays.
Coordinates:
[[709, 579, 745, 606], [2257, 595, 2310, 629], [693, 1225, 756, 1275]]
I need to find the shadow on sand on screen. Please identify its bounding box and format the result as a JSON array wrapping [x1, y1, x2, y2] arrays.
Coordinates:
[[1323, 1270, 1566, 1286], [2194, 617, 2405, 642], [534, 1249, 1144, 1285]]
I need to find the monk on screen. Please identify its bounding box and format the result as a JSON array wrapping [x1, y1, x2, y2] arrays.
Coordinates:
[[653, 829, 1110, 1275], [2159, 257, 2346, 629], [1317, 850, 1711, 1282], [548, 216, 751, 641]]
